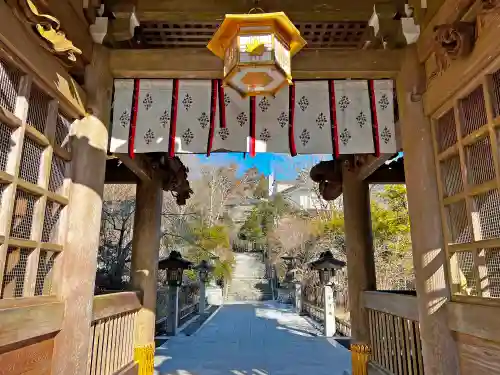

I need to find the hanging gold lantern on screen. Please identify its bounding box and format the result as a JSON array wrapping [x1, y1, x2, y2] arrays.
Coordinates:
[[207, 11, 306, 97]]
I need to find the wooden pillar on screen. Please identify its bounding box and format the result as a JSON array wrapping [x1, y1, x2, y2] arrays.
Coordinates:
[[342, 163, 376, 373], [52, 46, 112, 375], [396, 45, 459, 375], [130, 176, 162, 375]]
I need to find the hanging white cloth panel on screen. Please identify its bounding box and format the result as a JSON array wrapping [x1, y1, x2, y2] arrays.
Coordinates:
[[254, 88, 290, 154], [175, 80, 213, 154], [334, 80, 374, 155], [293, 81, 334, 155], [109, 78, 398, 156], [212, 86, 250, 153], [133, 79, 173, 153], [110, 79, 133, 153], [372, 80, 397, 154]]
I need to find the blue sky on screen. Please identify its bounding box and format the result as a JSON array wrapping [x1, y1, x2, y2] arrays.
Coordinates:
[[192, 152, 403, 181], [197, 153, 330, 180]]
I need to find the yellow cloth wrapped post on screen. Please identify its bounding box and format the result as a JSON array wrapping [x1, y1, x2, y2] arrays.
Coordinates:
[[351, 343, 371, 375], [134, 344, 155, 375]]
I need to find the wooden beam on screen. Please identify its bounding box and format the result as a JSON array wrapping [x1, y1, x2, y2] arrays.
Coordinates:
[[92, 291, 142, 322], [447, 302, 500, 343], [355, 154, 394, 181], [0, 301, 64, 347], [363, 291, 419, 321], [115, 154, 152, 181], [342, 163, 376, 344], [105, 158, 140, 183], [135, 0, 375, 22], [51, 46, 111, 375], [0, 1, 86, 118], [109, 48, 404, 79], [365, 166, 405, 184], [397, 45, 459, 374], [130, 176, 162, 372]]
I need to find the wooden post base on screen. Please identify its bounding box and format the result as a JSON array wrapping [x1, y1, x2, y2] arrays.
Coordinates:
[[134, 344, 155, 375], [351, 343, 371, 375]]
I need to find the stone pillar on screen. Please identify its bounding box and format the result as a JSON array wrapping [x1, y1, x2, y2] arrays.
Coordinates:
[[342, 163, 376, 373], [166, 285, 179, 336], [130, 176, 162, 375], [396, 45, 459, 375], [199, 281, 207, 316], [323, 285, 335, 337], [294, 282, 302, 314], [51, 47, 112, 375]]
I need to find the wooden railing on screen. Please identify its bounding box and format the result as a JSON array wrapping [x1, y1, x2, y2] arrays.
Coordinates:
[[364, 291, 424, 375], [87, 292, 142, 375]]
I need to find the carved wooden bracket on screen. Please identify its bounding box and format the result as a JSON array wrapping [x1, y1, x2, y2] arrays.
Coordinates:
[[433, 22, 476, 60], [482, 0, 500, 11], [153, 154, 193, 206]]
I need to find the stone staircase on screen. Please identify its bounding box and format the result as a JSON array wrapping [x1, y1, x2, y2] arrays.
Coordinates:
[[226, 252, 273, 302]]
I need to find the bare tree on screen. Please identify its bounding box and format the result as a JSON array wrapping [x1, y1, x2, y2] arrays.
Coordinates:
[[97, 184, 136, 291]]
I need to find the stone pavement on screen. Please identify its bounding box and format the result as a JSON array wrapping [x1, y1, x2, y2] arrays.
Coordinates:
[[154, 301, 352, 375]]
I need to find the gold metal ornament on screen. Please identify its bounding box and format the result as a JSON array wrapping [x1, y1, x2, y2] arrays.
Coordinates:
[[25, 0, 82, 62]]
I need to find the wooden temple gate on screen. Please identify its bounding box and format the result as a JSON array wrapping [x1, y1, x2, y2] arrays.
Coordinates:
[[0, 0, 500, 375]]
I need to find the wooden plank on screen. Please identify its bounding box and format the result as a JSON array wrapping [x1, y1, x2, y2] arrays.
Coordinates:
[[423, 22, 500, 116], [0, 335, 54, 375], [364, 291, 420, 322], [0, 295, 58, 309], [92, 292, 142, 322], [109, 48, 404, 79], [0, 2, 86, 118], [116, 361, 139, 375], [0, 301, 63, 347], [448, 301, 500, 342], [136, 0, 375, 22], [456, 332, 500, 375], [394, 316, 404, 375], [368, 361, 393, 375]]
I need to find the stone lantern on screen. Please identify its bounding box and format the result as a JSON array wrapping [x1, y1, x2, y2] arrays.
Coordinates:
[[309, 251, 346, 337], [158, 250, 192, 287], [309, 251, 346, 286], [207, 11, 306, 97], [194, 259, 215, 316], [158, 251, 192, 336]]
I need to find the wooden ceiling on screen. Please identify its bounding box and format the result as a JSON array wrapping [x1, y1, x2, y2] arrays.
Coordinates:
[[104, 0, 386, 49], [139, 21, 368, 49]]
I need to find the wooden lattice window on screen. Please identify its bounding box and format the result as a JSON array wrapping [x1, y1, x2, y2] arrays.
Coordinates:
[[432, 66, 500, 301], [0, 55, 72, 299]]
